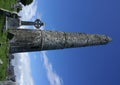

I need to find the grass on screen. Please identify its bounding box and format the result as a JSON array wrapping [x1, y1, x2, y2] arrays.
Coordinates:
[[0, 0, 17, 11], [0, 0, 17, 80]]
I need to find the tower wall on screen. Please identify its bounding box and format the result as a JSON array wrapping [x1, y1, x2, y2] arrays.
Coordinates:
[[9, 29, 111, 53]]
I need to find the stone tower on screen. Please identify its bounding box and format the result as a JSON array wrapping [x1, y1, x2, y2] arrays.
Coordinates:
[[9, 29, 111, 53]]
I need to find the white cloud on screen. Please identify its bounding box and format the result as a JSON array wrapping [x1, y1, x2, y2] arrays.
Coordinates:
[[19, 0, 37, 21], [41, 51, 63, 85], [12, 53, 34, 85]]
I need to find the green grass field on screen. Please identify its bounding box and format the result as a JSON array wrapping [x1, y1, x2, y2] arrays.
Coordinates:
[[0, 0, 17, 80]]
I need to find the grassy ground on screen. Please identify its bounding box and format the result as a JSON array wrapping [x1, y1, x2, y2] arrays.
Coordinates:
[[0, 0, 17, 11], [0, 0, 17, 80]]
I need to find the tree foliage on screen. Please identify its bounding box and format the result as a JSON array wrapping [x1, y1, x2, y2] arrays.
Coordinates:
[[20, 0, 33, 6]]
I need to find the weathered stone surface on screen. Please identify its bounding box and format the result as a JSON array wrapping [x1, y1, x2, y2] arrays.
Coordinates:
[[21, 19, 44, 29], [5, 17, 20, 29], [9, 29, 112, 53], [0, 80, 17, 85]]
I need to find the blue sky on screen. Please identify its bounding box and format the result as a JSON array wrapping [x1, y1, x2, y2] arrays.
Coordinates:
[[13, 0, 120, 85]]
